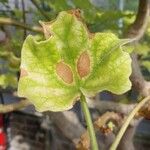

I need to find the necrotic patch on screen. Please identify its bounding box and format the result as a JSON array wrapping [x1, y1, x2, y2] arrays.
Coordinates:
[[20, 68, 28, 77], [56, 61, 73, 84], [77, 51, 90, 78]]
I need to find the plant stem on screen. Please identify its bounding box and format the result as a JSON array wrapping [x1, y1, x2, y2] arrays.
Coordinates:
[[80, 92, 99, 150], [0, 17, 42, 33], [110, 95, 150, 150]]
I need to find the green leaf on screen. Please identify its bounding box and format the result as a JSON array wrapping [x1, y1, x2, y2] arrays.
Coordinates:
[[81, 33, 132, 95], [18, 11, 132, 112]]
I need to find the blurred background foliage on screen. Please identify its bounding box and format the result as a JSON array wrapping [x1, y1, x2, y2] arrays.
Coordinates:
[[0, 0, 149, 91]]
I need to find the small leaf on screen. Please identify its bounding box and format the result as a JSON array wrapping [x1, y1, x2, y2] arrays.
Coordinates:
[[18, 11, 132, 112]]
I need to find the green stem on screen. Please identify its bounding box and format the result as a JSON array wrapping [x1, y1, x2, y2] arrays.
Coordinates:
[[80, 92, 99, 150], [110, 95, 150, 150]]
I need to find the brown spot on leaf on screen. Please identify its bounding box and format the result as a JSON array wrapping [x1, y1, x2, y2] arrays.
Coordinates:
[[77, 51, 90, 78], [20, 68, 28, 77], [68, 9, 81, 19], [56, 61, 73, 84], [89, 32, 95, 39], [39, 21, 52, 39]]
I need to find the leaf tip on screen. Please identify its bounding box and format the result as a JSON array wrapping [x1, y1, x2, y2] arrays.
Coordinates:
[[20, 68, 28, 78], [39, 21, 52, 40]]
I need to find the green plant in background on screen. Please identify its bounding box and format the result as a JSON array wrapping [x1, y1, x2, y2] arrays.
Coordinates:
[[0, 34, 21, 89], [18, 11, 132, 149]]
